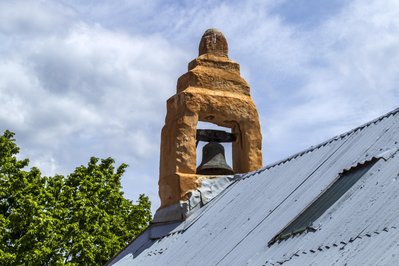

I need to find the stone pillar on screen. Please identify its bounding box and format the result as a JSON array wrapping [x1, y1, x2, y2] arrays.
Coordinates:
[[158, 29, 263, 209]]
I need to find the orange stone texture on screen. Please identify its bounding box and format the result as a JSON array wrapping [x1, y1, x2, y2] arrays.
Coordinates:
[[159, 29, 263, 208]]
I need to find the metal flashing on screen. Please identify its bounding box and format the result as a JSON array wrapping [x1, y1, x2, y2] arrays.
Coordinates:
[[153, 174, 238, 224]]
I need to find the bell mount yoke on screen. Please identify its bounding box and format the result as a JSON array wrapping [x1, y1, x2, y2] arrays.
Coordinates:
[[196, 129, 236, 147]]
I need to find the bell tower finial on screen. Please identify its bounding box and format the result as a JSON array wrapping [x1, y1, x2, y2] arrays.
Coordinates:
[[199, 28, 228, 57], [157, 29, 263, 213]]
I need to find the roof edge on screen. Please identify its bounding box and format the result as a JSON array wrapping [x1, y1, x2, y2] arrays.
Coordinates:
[[253, 107, 399, 175]]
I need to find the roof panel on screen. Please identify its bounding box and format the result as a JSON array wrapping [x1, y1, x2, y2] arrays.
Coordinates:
[[109, 108, 399, 266]]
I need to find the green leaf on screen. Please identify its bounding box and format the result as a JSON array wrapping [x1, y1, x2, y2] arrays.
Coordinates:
[[0, 131, 152, 265]]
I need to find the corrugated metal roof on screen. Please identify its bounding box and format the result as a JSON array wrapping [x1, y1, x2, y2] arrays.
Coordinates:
[[109, 107, 399, 266]]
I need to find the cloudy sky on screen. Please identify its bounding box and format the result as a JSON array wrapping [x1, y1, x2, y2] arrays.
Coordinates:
[[1, 0, 399, 213]]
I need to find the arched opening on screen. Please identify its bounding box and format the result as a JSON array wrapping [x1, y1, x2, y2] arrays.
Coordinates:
[[196, 121, 233, 173]]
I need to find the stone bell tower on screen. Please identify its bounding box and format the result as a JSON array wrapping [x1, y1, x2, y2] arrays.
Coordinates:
[[159, 29, 262, 209]]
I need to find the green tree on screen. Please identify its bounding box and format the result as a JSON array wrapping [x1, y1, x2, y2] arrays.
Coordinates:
[[0, 130, 152, 265]]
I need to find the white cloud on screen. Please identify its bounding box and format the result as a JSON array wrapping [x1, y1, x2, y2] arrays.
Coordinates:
[[2, 0, 399, 213], [0, 0, 76, 36], [260, 0, 399, 162], [0, 1, 186, 211]]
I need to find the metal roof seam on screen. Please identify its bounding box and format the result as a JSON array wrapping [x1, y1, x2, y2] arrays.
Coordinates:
[[255, 107, 399, 174], [337, 156, 380, 176], [216, 134, 354, 265], [268, 157, 388, 248], [172, 176, 242, 236], [267, 225, 396, 265]]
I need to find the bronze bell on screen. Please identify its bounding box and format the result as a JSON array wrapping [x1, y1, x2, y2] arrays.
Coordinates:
[[196, 142, 234, 175]]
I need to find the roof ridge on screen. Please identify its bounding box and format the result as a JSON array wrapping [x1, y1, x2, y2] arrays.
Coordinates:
[[249, 107, 399, 176]]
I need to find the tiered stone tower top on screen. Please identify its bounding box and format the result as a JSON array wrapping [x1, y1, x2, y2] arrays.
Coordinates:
[[158, 29, 262, 209]]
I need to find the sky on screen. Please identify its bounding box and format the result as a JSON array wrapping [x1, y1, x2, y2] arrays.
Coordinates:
[[1, 0, 399, 213]]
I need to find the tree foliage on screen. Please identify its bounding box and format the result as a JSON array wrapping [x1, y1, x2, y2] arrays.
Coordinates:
[[0, 130, 152, 265]]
